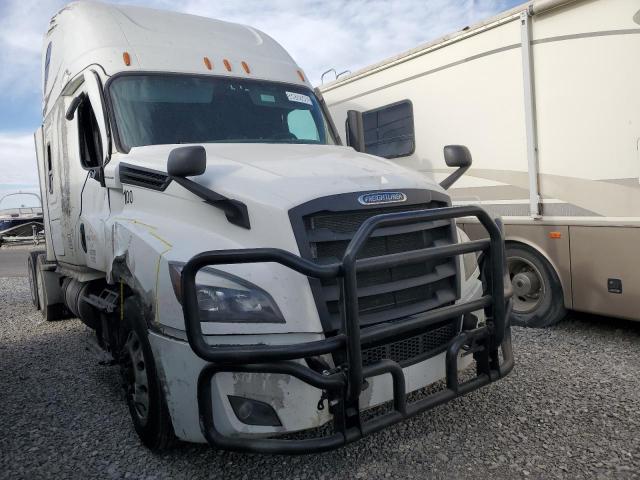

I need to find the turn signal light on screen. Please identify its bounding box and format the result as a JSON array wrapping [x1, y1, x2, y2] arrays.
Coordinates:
[[122, 52, 131, 66], [549, 231, 562, 239]]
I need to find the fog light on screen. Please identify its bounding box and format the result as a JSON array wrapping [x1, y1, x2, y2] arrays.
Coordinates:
[[228, 395, 282, 426]]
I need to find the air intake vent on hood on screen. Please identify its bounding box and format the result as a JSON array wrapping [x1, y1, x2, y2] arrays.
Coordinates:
[[119, 163, 171, 191]]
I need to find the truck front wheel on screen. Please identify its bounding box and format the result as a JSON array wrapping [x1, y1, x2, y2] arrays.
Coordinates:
[[119, 297, 176, 450], [506, 244, 566, 328]]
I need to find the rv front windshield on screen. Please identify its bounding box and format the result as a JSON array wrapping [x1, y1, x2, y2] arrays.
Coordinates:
[[108, 74, 335, 150]]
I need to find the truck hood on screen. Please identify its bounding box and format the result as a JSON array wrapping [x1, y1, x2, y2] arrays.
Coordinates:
[[117, 143, 445, 209]]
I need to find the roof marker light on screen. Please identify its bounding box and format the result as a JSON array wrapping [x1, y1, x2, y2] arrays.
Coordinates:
[[241, 61, 250, 74], [203, 56, 212, 70], [296, 69, 305, 82], [223, 59, 232, 72], [122, 52, 131, 66]]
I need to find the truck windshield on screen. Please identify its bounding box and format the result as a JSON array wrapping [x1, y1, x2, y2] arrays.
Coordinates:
[[108, 74, 334, 150]]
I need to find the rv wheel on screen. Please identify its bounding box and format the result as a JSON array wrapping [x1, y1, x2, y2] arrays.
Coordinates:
[[506, 244, 566, 328], [119, 296, 176, 450], [27, 250, 44, 309]]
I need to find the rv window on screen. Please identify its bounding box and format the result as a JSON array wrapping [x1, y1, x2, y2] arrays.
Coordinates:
[[108, 74, 335, 150], [361, 100, 414, 158], [77, 98, 103, 169]]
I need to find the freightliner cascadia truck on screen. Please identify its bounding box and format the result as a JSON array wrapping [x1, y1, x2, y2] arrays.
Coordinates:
[[28, 2, 513, 453]]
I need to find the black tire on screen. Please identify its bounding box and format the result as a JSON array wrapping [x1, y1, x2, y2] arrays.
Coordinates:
[[119, 296, 176, 450], [27, 250, 44, 309], [506, 243, 566, 328]]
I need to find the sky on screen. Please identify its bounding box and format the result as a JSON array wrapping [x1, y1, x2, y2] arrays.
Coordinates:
[[0, 0, 522, 190]]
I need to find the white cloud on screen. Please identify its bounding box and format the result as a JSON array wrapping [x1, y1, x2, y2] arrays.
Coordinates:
[[141, 0, 516, 84], [0, 0, 517, 186], [0, 0, 65, 98], [0, 133, 39, 185]]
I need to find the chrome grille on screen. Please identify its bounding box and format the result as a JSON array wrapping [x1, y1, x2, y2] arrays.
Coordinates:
[[302, 202, 459, 328]]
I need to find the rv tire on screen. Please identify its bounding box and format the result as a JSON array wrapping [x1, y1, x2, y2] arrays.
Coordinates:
[[506, 243, 566, 328]]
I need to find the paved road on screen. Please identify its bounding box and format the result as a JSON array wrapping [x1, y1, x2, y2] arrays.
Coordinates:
[[0, 248, 32, 277]]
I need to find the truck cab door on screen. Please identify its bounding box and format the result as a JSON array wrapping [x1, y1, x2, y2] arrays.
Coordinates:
[[65, 69, 112, 270], [72, 70, 111, 181]]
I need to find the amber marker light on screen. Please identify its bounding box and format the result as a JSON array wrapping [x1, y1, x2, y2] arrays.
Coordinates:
[[122, 51, 131, 66], [241, 61, 250, 74], [549, 231, 562, 239], [296, 69, 305, 82], [223, 59, 232, 71], [203, 56, 212, 70]]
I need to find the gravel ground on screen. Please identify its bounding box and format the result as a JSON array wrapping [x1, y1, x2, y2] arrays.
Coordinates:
[[1, 275, 639, 480]]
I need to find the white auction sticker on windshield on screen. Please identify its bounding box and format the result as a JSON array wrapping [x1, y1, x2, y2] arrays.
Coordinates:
[[286, 91, 312, 105]]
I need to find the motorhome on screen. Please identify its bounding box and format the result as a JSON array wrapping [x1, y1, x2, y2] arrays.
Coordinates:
[[320, 0, 640, 328], [29, 2, 512, 453]]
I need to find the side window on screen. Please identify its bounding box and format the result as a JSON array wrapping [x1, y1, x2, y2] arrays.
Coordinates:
[[361, 100, 415, 158], [44, 42, 52, 92], [77, 97, 103, 169], [287, 110, 320, 142], [46, 144, 53, 194]]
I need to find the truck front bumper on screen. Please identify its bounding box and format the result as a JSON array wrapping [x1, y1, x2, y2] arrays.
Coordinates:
[[180, 206, 514, 454]]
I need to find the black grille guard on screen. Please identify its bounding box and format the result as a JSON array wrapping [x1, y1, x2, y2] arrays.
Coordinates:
[[180, 205, 514, 454]]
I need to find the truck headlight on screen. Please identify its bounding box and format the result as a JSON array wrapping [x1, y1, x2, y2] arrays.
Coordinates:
[[169, 262, 285, 323]]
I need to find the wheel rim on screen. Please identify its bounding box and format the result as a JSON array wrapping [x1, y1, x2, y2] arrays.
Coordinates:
[[508, 255, 545, 314], [123, 330, 150, 426]]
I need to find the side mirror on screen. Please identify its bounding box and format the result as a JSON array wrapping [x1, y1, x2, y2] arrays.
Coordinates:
[[443, 145, 472, 168], [346, 110, 365, 153], [440, 145, 472, 190], [167, 146, 206, 177]]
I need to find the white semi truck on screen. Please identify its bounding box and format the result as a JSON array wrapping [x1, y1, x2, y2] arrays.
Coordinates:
[[29, 2, 513, 453], [320, 0, 640, 328]]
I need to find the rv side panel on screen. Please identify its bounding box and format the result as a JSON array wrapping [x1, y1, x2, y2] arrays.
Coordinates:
[[570, 226, 640, 320]]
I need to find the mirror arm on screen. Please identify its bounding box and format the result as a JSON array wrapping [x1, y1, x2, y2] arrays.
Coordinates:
[[89, 166, 105, 187], [439, 165, 470, 190], [171, 176, 250, 229], [65, 92, 87, 121]]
